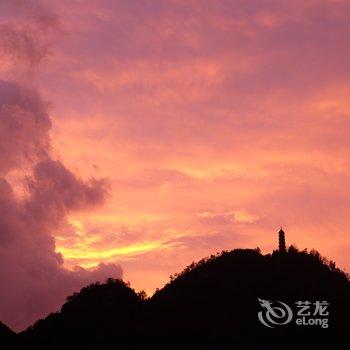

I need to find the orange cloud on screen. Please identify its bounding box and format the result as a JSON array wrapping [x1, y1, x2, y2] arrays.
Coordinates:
[[2, 0, 350, 328]]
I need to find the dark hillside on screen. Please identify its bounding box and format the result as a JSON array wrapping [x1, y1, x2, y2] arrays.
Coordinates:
[[3, 247, 349, 349]]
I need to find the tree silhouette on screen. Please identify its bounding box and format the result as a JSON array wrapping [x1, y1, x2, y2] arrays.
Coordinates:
[[1, 248, 349, 349]]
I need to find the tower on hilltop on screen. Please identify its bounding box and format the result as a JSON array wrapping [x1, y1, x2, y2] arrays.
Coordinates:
[[278, 228, 286, 252]]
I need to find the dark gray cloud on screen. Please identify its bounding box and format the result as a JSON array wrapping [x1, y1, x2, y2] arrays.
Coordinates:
[[0, 80, 121, 331]]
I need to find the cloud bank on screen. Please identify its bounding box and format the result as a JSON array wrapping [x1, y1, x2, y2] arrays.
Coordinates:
[[0, 63, 121, 332]]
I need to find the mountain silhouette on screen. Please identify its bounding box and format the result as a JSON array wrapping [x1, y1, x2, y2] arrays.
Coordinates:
[[0, 322, 16, 349], [1, 246, 349, 349]]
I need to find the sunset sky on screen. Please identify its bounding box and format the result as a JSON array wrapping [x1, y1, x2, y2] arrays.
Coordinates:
[[1, 0, 350, 331]]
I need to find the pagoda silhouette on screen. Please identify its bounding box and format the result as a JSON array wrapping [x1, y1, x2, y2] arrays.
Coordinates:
[[278, 227, 286, 252]]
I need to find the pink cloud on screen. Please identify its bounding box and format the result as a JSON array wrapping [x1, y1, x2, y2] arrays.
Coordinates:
[[1, 0, 350, 330], [0, 79, 121, 331]]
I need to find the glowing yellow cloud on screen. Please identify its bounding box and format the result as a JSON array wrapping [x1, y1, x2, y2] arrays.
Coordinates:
[[57, 241, 160, 260], [55, 218, 191, 269]]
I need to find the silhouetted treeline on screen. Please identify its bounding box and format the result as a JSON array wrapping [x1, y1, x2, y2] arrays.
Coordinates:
[[0, 322, 16, 349], [1, 247, 349, 349]]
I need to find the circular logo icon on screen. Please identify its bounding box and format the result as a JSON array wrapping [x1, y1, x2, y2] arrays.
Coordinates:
[[258, 298, 293, 328]]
